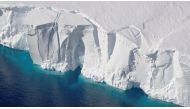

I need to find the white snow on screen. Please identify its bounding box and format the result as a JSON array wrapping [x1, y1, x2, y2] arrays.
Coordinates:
[[1, 2, 190, 106]]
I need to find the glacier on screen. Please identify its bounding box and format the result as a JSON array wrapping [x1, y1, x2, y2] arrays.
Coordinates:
[[0, 4, 190, 106]]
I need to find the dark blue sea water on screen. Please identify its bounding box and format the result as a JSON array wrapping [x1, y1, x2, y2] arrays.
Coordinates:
[[0, 45, 179, 107]]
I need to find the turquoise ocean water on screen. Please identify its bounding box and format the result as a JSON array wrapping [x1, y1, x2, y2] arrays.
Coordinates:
[[0, 45, 179, 107]]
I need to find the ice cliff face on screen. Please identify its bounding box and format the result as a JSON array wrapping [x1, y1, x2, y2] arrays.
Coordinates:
[[0, 6, 190, 106]]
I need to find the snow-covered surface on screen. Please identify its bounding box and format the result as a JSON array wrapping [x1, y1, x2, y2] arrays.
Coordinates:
[[1, 1, 190, 106]]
